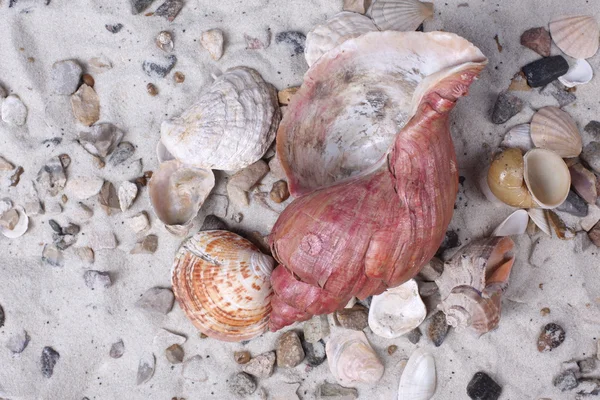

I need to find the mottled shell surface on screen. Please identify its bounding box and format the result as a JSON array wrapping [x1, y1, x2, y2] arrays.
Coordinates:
[[549, 15, 599, 59], [397, 348, 436, 400], [368, 279, 426, 339], [160, 67, 280, 171], [171, 230, 275, 342], [326, 329, 384, 387], [530, 107, 582, 158], [524, 148, 571, 209], [371, 0, 434, 31], [305, 12, 378, 67]]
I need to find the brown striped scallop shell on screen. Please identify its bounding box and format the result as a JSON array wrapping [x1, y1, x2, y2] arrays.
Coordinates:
[[171, 230, 275, 342]]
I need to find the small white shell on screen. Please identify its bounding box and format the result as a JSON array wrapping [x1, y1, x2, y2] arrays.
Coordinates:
[[156, 140, 175, 163], [305, 12, 378, 67], [156, 31, 174, 52], [523, 148, 571, 209], [371, 0, 434, 31], [530, 107, 582, 158], [527, 209, 551, 236], [397, 348, 436, 400], [368, 279, 426, 339], [500, 124, 533, 152], [0, 206, 29, 239], [558, 59, 593, 88], [549, 15, 599, 59], [492, 209, 529, 237]]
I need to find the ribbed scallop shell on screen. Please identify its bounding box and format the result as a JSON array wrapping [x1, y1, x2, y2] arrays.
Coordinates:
[[523, 148, 571, 209], [439, 286, 501, 335], [500, 124, 533, 152], [371, 0, 434, 31], [549, 15, 599, 59], [305, 12, 378, 67], [326, 329, 384, 387], [530, 107, 582, 158], [160, 67, 281, 171], [171, 230, 275, 342], [397, 348, 436, 400]]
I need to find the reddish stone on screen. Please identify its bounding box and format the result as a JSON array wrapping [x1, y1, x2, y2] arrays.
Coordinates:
[[521, 27, 551, 57]]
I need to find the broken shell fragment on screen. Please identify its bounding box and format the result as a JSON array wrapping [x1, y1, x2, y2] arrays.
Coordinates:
[[549, 15, 599, 59], [171, 230, 274, 341], [530, 107, 582, 158], [397, 348, 436, 400], [371, 0, 434, 32], [149, 160, 215, 227], [227, 160, 269, 207], [200, 29, 224, 60], [527, 209, 551, 236], [487, 148, 537, 208], [156, 31, 174, 52], [492, 209, 528, 237], [558, 59, 593, 88], [523, 149, 571, 209], [156, 140, 175, 163], [79, 124, 124, 158], [0, 206, 29, 239], [500, 124, 533, 152]]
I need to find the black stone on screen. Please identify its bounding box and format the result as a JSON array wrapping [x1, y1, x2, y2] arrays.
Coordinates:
[[41, 347, 60, 378], [556, 191, 588, 217], [9, 0, 17, 7], [201, 215, 228, 231], [467, 372, 502, 400], [585, 121, 600, 138], [0, 304, 4, 328], [491, 92, 524, 124], [48, 219, 62, 234], [130, 0, 155, 14], [522, 55, 569, 88], [105, 24, 124, 34], [275, 31, 306, 55], [142, 55, 177, 78], [436, 230, 461, 256], [302, 339, 327, 367], [155, 0, 184, 22], [459, 176, 466, 186]]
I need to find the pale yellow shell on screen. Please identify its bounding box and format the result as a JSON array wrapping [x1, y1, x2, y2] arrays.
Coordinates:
[[171, 230, 275, 342], [530, 106, 582, 158], [371, 0, 434, 31], [524, 148, 571, 209], [549, 15, 599, 59]]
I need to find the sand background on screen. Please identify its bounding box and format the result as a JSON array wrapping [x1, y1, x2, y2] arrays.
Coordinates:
[[1, 0, 600, 399]]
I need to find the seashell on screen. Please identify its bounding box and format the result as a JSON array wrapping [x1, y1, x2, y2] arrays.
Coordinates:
[[523, 148, 571, 209], [156, 31, 174, 52], [148, 160, 215, 227], [558, 59, 593, 88], [569, 163, 598, 204], [156, 140, 175, 163], [549, 15, 599, 59], [530, 107, 582, 158], [435, 237, 515, 336], [527, 209, 551, 236], [500, 124, 533, 152], [160, 67, 280, 171], [487, 148, 537, 208], [479, 166, 505, 207], [368, 279, 426, 339], [304, 12, 378, 67], [325, 329, 384, 387], [371, 0, 434, 32], [0, 206, 29, 239], [397, 348, 436, 400], [492, 209, 529, 237], [171, 230, 274, 342]]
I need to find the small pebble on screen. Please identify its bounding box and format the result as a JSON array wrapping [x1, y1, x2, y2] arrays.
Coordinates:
[[42, 244, 64, 267], [584, 121, 600, 138], [109, 142, 135, 166], [406, 327, 422, 344], [2, 95, 27, 126], [303, 315, 330, 343], [520, 27, 551, 57], [105, 23, 123, 33], [41, 347, 60, 378], [143, 55, 177, 79], [387, 345, 398, 355], [276, 331, 305, 368], [578, 357, 597, 373], [537, 322, 566, 352], [0, 304, 4, 328], [0, 209, 18, 230], [130, 0, 154, 14], [118, 181, 138, 211], [427, 311, 449, 347], [183, 355, 208, 382], [200, 29, 224, 60], [155, 0, 184, 22], [232, 212, 243, 223], [130, 235, 158, 254], [244, 32, 271, 50], [270, 180, 290, 203], [317, 383, 358, 399], [135, 287, 175, 314], [9, 166, 24, 187], [335, 305, 368, 331], [234, 351, 251, 365], [228, 372, 257, 397], [467, 372, 502, 400], [0, 156, 14, 171], [522, 56, 569, 88], [556, 191, 588, 217], [147, 83, 158, 96], [6, 329, 30, 354], [540, 307, 550, 316], [89, 230, 117, 250], [137, 353, 156, 385], [275, 31, 306, 55], [581, 142, 600, 174], [51, 60, 82, 95], [65, 176, 104, 199], [553, 369, 579, 391], [242, 351, 276, 378], [302, 339, 327, 367], [109, 339, 125, 358], [227, 160, 270, 206], [71, 84, 100, 126], [58, 153, 71, 169], [127, 212, 150, 233], [165, 344, 184, 364], [200, 215, 227, 231], [83, 270, 112, 290], [99, 181, 121, 215], [588, 222, 600, 247], [174, 71, 185, 83], [48, 219, 62, 234], [36, 157, 66, 197], [491, 92, 523, 124]]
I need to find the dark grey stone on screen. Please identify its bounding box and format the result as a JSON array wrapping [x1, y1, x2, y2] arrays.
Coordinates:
[[303, 339, 327, 367], [200, 215, 228, 231], [105, 24, 124, 33], [406, 327, 422, 344], [491, 92, 524, 124], [522, 56, 569, 87], [142, 55, 177, 78], [275, 31, 306, 55], [108, 142, 135, 166], [581, 142, 600, 174], [155, 0, 184, 21], [41, 347, 60, 378], [584, 121, 600, 138], [467, 372, 502, 400], [557, 191, 588, 217]]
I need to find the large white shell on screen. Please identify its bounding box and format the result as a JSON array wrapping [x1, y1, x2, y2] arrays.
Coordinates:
[[523, 148, 571, 209], [371, 0, 434, 31], [397, 348, 436, 400], [558, 59, 593, 88], [530, 107, 582, 158], [492, 209, 529, 237], [368, 279, 426, 339], [0, 206, 29, 239], [500, 124, 533, 152], [148, 160, 215, 226], [549, 15, 599, 59], [326, 329, 384, 387], [305, 12, 378, 67], [160, 67, 280, 171]]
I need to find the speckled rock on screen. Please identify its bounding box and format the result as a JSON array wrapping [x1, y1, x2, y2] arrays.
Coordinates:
[[83, 270, 112, 290], [553, 370, 579, 391], [143, 55, 177, 78], [427, 311, 449, 347], [41, 347, 60, 378], [537, 323, 565, 352], [302, 339, 327, 367], [520, 27, 551, 57], [335, 305, 368, 331], [304, 315, 330, 343], [276, 331, 305, 368], [242, 351, 276, 378], [229, 372, 257, 397], [135, 287, 174, 314], [130, 0, 155, 14], [467, 372, 502, 400], [491, 92, 523, 124], [275, 31, 306, 55], [581, 142, 600, 174]]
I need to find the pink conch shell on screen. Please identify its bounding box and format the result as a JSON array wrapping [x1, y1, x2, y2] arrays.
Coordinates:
[[171, 230, 275, 342], [269, 31, 487, 331], [435, 237, 515, 336]]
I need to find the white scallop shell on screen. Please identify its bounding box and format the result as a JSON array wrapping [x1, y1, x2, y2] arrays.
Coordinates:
[[368, 279, 426, 339], [523, 148, 571, 209], [305, 12, 378, 67], [492, 209, 529, 237], [500, 124, 533, 152], [530, 107, 582, 158], [549, 15, 599, 59], [527, 209, 551, 236], [371, 0, 434, 31], [0, 206, 29, 239], [160, 67, 280, 171], [156, 140, 175, 163], [558, 59, 593, 88], [397, 348, 436, 400]]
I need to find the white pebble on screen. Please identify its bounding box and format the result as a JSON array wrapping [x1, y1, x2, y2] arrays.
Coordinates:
[[118, 181, 138, 212], [1, 95, 27, 126], [127, 212, 150, 233], [200, 29, 225, 61], [90, 230, 117, 250], [65, 176, 105, 200]]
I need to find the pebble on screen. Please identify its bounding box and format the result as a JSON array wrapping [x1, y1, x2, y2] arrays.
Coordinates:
[[50, 60, 82, 95], [89, 56, 113, 73], [553, 370, 579, 391], [229, 372, 257, 397], [317, 383, 359, 399], [83, 270, 112, 290], [234, 351, 251, 365], [127, 212, 150, 233], [9, 166, 24, 186], [242, 351, 276, 378], [0, 209, 18, 230], [130, 0, 154, 13], [136, 353, 156, 385], [588, 222, 600, 247], [81, 74, 95, 88], [0, 156, 14, 171], [556, 191, 588, 217], [387, 345, 398, 355], [58, 153, 71, 169], [537, 322, 566, 352], [491, 92, 523, 124], [153, 328, 187, 350], [182, 355, 208, 382], [155, 0, 184, 21], [201, 29, 224, 60], [522, 56, 569, 88], [1, 95, 27, 126], [65, 176, 104, 199], [36, 157, 66, 197], [174, 71, 185, 83], [467, 372, 502, 400], [109, 339, 125, 358], [581, 142, 600, 174], [585, 121, 600, 138], [143, 55, 177, 78], [200, 215, 228, 231], [520, 27, 551, 57], [427, 311, 449, 347], [24, 199, 43, 216], [542, 81, 577, 108], [227, 160, 270, 206], [6, 329, 30, 354], [53, 233, 77, 250], [302, 339, 326, 367], [343, 0, 368, 14], [304, 315, 330, 343], [275, 31, 306, 55], [90, 230, 117, 250], [578, 357, 597, 373], [335, 305, 368, 331], [63, 223, 80, 236], [130, 235, 158, 254], [245, 32, 271, 50], [135, 287, 174, 314], [165, 344, 184, 364], [276, 331, 305, 368], [270, 180, 290, 203], [406, 327, 422, 344], [105, 23, 123, 33], [0, 304, 4, 328], [71, 84, 100, 126], [232, 212, 243, 223], [109, 142, 135, 166], [99, 181, 121, 215], [41, 347, 60, 378], [73, 202, 93, 222], [118, 181, 138, 211], [79, 123, 124, 158], [540, 307, 550, 316], [42, 244, 64, 267], [45, 202, 62, 215], [147, 83, 158, 96]]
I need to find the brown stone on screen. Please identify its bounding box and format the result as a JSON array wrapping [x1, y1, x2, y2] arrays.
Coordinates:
[[234, 351, 251, 365], [276, 331, 305, 368], [270, 180, 290, 203], [589, 222, 600, 247], [71, 84, 100, 126], [82, 74, 95, 88], [335, 305, 368, 331], [174, 71, 185, 83], [520, 27, 551, 57], [147, 83, 158, 96]]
